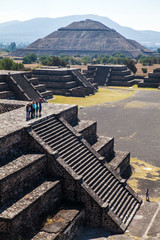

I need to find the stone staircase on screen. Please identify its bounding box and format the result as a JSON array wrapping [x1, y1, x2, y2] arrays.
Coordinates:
[[0, 76, 15, 99], [7, 73, 42, 101], [73, 119, 129, 176], [33, 67, 96, 97], [138, 68, 160, 88], [31, 114, 142, 233], [84, 65, 135, 87], [71, 69, 97, 94], [27, 76, 53, 99]]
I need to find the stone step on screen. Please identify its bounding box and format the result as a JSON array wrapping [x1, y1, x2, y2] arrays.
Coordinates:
[[87, 170, 110, 189], [120, 197, 135, 222], [31, 204, 84, 240], [95, 175, 114, 195], [0, 181, 62, 240], [99, 178, 118, 200], [43, 127, 67, 142], [50, 134, 76, 149], [35, 84, 46, 92], [102, 181, 120, 202], [92, 171, 112, 193], [70, 153, 94, 169], [0, 154, 46, 206], [32, 116, 56, 130], [41, 90, 53, 99], [49, 131, 73, 146], [54, 136, 77, 151], [124, 202, 140, 227], [58, 139, 81, 155], [109, 186, 124, 209], [28, 77, 39, 85], [40, 124, 65, 140], [0, 91, 14, 99], [92, 136, 114, 158], [79, 162, 100, 180], [117, 195, 132, 218], [84, 165, 106, 185], [0, 82, 9, 91], [62, 145, 86, 161], [114, 192, 129, 215], [36, 120, 61, 136], [75, 158, 98, 176]]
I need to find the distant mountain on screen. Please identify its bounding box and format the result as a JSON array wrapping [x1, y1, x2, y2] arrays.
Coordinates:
[[0, 14, 160, 49]]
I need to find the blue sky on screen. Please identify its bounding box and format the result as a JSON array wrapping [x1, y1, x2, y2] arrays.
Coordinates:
[[0, 0, 160, 31]]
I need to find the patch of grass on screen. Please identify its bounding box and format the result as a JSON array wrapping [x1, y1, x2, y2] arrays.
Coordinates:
[[49, 88, 136, 107], [128, 158, 160, 202], [108, 85, 158, 91]]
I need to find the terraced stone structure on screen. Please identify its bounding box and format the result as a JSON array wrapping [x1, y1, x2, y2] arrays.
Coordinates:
[[12, 19, 151, 58], [83, 64, 136, 86], [0, 70, 53, 100], [33, 67, 97, 97], [0, 100, 142, 239], [138, 68, 160, 88]]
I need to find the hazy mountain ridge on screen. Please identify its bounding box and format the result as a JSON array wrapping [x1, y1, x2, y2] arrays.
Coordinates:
[[0, 14, 159, 49]]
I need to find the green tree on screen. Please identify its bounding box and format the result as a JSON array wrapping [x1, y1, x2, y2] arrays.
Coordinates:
[[125, 59, 137, 74], [0, 58, 24, 70], [22, 53, 37, 64]]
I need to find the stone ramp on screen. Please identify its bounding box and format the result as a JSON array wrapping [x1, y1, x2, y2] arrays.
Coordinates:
[[71, 69, 97, 94], [31, 114, 142, 232], [9, 74, 41, 100]]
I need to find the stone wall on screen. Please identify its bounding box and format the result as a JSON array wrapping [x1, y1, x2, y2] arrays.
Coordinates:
[[0, 103, 24, 114]]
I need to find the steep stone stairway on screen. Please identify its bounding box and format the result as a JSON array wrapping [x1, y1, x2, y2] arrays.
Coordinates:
[[31, 115, 142, 232], [84, 65, 135, 87], [27, 76, 53, 99], [9, 74, 41, 101], [71, 69, 97, 94]]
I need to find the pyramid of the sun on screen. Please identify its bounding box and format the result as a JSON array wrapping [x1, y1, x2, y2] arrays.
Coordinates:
[[13, 19, 151, 58]]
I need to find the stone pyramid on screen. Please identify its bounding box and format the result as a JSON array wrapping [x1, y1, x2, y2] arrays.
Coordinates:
[[13, 19, 151, 57]]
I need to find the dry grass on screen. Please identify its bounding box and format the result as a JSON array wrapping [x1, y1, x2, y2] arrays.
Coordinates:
[[49, 87, 136, 107], [135, 63, 160, 76]]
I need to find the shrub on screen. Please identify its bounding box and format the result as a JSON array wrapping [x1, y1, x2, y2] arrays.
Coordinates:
[[23, 53, 37, 64], [142, 68, 147, 73], [0, 58, 24, 70]]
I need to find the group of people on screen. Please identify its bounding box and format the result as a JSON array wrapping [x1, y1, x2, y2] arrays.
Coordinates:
[[26, 98, 43, 120]]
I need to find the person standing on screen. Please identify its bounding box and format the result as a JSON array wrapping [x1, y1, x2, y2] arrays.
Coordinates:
[[35, 101, 39, 117], [39, 98, 43, 117], [26, 103, 29, 120], [146, 189, 150, 202]]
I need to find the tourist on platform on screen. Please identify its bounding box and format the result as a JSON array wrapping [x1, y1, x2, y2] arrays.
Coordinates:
[[31, 101, 35, 118], [39, 98, 43, 117], [35, 101, 39, 117], [26, 103, 29, 120], [146, 189, 150, 202]]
